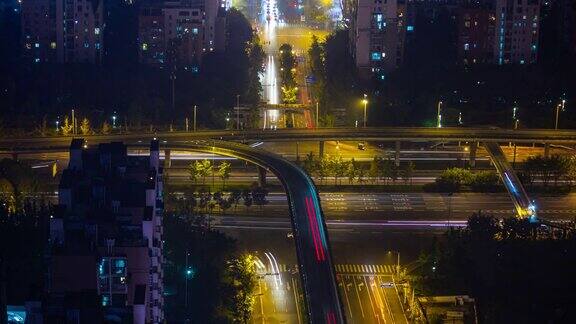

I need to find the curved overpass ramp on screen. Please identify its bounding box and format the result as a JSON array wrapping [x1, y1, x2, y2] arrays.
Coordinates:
[[136, 141, 346, 323]]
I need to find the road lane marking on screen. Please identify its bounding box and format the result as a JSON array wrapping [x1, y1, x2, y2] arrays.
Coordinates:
[[352, 276, 365, 318]]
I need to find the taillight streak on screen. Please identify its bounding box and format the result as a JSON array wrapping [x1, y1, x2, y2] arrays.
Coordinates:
[[305, 196, 325, 261]]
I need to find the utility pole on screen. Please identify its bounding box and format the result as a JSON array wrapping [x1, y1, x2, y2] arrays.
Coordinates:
[[71, 109, 76, 135], [185, 251, 189, 310], [316, 101, 319, 128], [362, 94, 368, 128], [437, 101, 443, 128], [236, 95, 241, 130], [512, 104, 519, 167], [170, 70, 176, 131], [193, 105, 197, 132], [555, 99, 565, 130]]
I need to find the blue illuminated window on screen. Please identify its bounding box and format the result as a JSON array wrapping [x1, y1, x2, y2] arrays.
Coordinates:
[[407, 25, 414, 32], [374, 14, 384, 29], [371, 52, 382, 61], [464, 43, 470, 51]]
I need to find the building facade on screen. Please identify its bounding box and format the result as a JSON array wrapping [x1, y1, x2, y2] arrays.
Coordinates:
[[457, 6, 495, 64], [456, 0, 541, 65], [21, 0, 57, 63], [47, 139, 164, 323], [494, 0, 540, 64], [138, 0, 226, 68], [55, 0, 105, 63], [350, 0, 414, 79]]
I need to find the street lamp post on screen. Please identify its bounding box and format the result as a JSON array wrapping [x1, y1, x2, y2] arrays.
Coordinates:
[[193, 105, 197, 132], [316, 101, 319, 128], [362, 94, 368, 128], [112, 111, 117, 129], [555, 99, 566, 130], [71, 109, 76, 135], [437, 101, 443, 128], [388, 251, 401, 275], [236, 94, 240, 130], [512, 104, 519, 166]]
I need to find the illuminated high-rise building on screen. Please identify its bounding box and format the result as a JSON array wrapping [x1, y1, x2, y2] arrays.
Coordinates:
[[349, 0, 415, 80], [55, 0, 105, 63], [457, 0, 541, 65], [21, 0, 57, 63]]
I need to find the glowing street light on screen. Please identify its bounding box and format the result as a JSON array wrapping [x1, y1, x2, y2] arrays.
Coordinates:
[[512, 104, 519, 130], [361, 94, 368, 128], [387, 250, 401, 275], [555, 98, 566, 130], [112, 111, 117, 128]]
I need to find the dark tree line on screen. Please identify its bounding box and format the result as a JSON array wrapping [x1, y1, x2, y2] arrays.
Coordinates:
[[0, 8, 264, 134], [414, 213, 576, 323], [163, 215, 257, 323]]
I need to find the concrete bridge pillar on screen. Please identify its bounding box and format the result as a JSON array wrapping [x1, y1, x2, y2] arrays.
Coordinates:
[[258, 166, 267, 187], [394, 141, 401, 167], [544, 143, 551, 157], [319, 141, 325, 157], [469, 142, 478, 168], [164, 149, 171, 168]]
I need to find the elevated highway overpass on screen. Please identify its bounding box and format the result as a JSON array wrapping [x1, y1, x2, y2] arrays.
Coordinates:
[[2, 127, 571, 220], [2, 127, 576, 149]]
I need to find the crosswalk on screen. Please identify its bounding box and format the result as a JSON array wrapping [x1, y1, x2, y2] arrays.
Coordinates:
[[335, 264, 396, 274], [274, 264, 396, 274]]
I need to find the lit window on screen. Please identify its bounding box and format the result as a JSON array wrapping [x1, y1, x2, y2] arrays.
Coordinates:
[[142, 43, 148, 51], [25, 43, 31, 50], [34, 58, 40, 63], [102, 295, 110, 306], [94, 27, 100, 35], [35, 43, 40, 48], [50, 42, 56, 49], [371, 52, 382, 61], [374, 13, 384, 29], [84, 43, 90, 48], [464, 43, 470, 51], [95, 43, 101, 50], [407, 25, 414, 32], [192, 28, 199, 34]]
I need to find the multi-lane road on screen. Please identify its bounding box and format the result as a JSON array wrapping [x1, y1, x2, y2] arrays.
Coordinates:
[[205, 192, 576, 222], [251, 251, 407, 324]]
